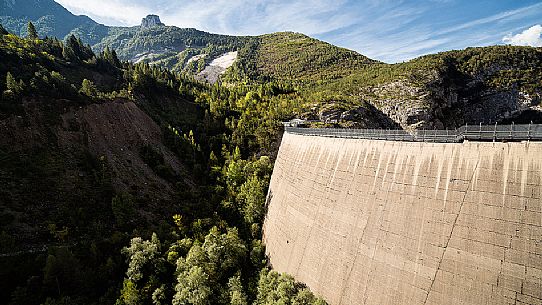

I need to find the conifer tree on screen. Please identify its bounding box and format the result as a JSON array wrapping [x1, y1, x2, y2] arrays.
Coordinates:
[[6, 72, 23, 94], [62, 44, 76, 61], [0, 24, 8, 35], [27, 22, 38, 40], [80, 79, 98, 97], [6, 72, 17, 91], [102, 46, 121, 67]]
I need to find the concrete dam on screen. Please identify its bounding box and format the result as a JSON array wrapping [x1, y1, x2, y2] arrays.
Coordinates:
[[262, 128, 542, 305]]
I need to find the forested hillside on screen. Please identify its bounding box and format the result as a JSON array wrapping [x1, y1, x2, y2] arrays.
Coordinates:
[[224, 39, 542, 129], [93, 25, 246, 74], [1, 1, 542, 304], [224, 32, 377, 83], [0, 29, 329, 305]]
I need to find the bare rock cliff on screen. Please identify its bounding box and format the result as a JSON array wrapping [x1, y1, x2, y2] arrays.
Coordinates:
[[141, 14, 164, 28]]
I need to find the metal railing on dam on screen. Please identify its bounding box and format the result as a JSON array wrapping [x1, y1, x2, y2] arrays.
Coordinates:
[[284, 123, 542, 143]]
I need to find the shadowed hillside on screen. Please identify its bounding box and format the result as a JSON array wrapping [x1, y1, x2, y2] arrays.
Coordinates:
[[0, 30, 328, 305]]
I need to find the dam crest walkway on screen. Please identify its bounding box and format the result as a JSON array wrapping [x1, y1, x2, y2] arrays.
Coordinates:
[[285, 123, 542, 143]]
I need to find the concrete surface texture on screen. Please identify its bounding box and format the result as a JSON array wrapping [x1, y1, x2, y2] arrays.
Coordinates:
[[263, 132, 542, 305]]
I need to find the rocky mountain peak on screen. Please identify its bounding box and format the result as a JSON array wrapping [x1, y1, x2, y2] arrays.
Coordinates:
[[141, 14, 164, 28]]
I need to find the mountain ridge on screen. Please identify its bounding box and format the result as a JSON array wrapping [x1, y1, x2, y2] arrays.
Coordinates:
[[1, 0, 541, 129], [0, 0, 380, 81], [1, 2, 542, 305]]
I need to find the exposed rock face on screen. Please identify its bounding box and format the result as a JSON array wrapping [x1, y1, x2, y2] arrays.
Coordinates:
[[264, 131, 542, 305], [367, 81, 437, 129], [141, 14, 164, 28], [425, 66, 541, 128], [0, 98, 189, 201], [197, 51, 238, 83], [364, 66, 542, 130], [0, 98, 192, 252], [57, 99, 189, 197], [310, 102, 400, 129]]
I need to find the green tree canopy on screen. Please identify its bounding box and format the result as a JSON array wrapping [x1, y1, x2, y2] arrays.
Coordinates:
[[4, 71, 25, 99], [122, 233, 163, 283], [227, 275, 248, 305], [238, 175, 266, 225], [202, 226, 247, 274], [6, 72, 20, 93], [255, 269, 326, 305], [173, 265, 211, 305], [102, 46, 121, 67]]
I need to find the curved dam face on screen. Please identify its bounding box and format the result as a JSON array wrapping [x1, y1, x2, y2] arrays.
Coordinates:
[[263, 132, 542, 305]]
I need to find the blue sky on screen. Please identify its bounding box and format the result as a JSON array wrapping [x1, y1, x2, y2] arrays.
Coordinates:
[[55, 0, 542, 63]]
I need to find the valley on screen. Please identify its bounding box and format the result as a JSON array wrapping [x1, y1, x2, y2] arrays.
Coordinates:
[[0, 1, 541, 305]]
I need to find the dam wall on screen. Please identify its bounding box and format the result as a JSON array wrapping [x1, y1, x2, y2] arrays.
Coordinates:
[[263, 132, 542, 305]]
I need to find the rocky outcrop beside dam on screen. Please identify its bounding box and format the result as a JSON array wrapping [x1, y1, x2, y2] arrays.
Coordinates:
[[263, 132, 542, 305]]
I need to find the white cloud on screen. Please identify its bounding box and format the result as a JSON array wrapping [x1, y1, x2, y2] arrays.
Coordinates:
[[437, 3, 542, 37], [333, 2, 542, 63], [55, 0, 150, 25], [54, 0, 358, 35], [502, 24, 542, 47], [53, 0, 542, 62], [168, 0, 359, 36]]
